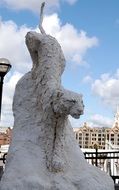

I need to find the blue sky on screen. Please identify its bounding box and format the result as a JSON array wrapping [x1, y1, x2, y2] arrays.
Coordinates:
[[0, 0, 119, 128]]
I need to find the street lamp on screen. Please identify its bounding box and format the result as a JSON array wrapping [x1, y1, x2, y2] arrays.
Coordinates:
[[0, 58, 11, 120]]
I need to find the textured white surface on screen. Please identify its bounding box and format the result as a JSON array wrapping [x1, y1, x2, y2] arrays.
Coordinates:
[[0, 31, 114, 190]]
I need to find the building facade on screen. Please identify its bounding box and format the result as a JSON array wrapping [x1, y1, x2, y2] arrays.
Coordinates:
[[0, 127, 12, 146], [73, 109, 119, 149]]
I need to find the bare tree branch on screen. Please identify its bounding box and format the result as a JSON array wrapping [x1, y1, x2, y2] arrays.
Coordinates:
[[39, 2, 46, 34]]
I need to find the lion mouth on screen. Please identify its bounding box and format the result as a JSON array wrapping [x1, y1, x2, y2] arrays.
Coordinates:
[[71, 110, 84, 119]]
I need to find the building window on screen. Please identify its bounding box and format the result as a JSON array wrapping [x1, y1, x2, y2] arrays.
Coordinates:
[[92, 138, 96, 141], [92, 134, 96, 136], [107, 134, 109, 140], [111, 134, 114, 136], [85, 137, 88, 140], [111, 138, 114, 141]]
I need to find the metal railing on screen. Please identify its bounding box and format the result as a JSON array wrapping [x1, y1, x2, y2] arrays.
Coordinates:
[[84, 150, 119, 184], [0, 153, 7, 164], [1, 151, 119, 184], [0, 152, 7, 180]]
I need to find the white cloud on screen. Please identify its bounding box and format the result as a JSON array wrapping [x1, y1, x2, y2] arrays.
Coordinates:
[[69, 114, 113, 129], [63, 0, 77, 5], [43, 14, 99, 65], [92, 70, 119, 109], [0, 19, 32, 74], [82, 75, 93, 84], [0, 14, 98, 127], [0, 14, 98, 72], [0, 19, 31, 126], [88, 114, 113, 128], [0, 0, 77, 12], [1, 72, 23, 127]]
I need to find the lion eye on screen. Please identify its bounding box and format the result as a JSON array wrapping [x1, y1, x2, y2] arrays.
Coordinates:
[[72, 100, 76, 104]]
